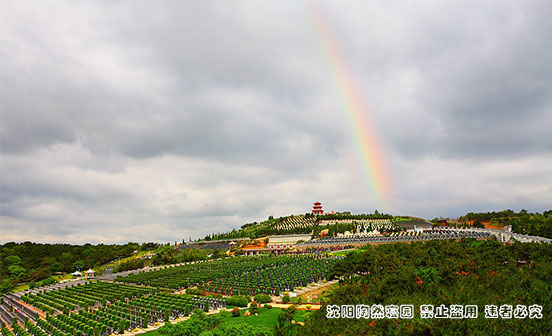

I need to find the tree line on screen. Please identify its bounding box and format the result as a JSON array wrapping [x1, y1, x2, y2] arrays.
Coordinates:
[[0, 241, 159, 294], [459, 209, 552, 238]]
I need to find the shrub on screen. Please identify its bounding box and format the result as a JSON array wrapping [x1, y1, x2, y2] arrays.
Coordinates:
[[249, 301, 259, 314], [231, 307, 241, 317], [186, 288, 202, 295], [253, 294, 271, 304], [226, 296, 250, 307], [264, 304, 272, 309], [282, 294, 290, 303]]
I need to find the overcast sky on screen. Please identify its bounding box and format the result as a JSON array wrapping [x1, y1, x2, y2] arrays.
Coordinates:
[[1, 1, 551, 244]]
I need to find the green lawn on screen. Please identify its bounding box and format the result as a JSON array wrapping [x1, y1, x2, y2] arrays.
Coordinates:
[[95, 250, 152, 273], [329, 248, 361, 256], [233, 307, 312, 329], [13, 273, 74, 292], [142, 307, 312, 335]]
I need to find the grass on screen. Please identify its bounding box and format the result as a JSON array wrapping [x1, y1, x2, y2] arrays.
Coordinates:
[[142, 307, 312, 335], [95, 250, 152, 274], [297, 282, 339, 303], [12, 284, 29, 292], [12, 273, 75, 292], [329, 248, 361, 257]]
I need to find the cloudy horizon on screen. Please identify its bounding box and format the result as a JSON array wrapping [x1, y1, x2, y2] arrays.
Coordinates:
[[1, 1, 551, 244]]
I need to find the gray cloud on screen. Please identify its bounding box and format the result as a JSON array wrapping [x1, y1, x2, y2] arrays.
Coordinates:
[[1, 0, 551, 243]]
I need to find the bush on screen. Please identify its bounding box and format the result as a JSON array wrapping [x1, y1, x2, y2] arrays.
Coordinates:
[[186, 288, 202, 295], [231, 307, 241, 317], [264, 304, 272, 309], [225, 296, 250, 307], [254, 294, 271, 304], [249, 301, 259, 314], [113, 258, 145, 273], [282, 294, 290, 303], [40, 277, 56, 287]]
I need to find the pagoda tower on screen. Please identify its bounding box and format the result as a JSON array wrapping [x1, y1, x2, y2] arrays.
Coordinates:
[[312, 201, 324, 215]]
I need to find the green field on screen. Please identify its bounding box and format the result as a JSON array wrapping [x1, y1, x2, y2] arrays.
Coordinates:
[[142, 307, 312, 335]]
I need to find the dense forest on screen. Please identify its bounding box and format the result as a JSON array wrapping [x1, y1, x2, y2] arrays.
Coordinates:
[[299, 239, 552, 335], [459, 210, 552, 238], [0, 242, 158, 294]]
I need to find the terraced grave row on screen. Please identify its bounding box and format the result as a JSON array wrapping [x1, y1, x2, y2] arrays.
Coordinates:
[[205, 257, 335, 295], [2, 286, 225, 336], [19, 282, 152, 315], [116, 255, 341, 295]]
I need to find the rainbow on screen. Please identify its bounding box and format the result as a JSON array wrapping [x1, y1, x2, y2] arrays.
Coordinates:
[[306, 2, 392, 201]]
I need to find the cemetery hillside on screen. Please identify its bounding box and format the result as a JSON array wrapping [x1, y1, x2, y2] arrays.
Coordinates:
[[1, 208, 551, 335]]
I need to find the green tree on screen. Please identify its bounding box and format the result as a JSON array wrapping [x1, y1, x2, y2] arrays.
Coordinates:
[[73, 260, 85, 271], [60, 252, 74, 270], [50, 261, 64, 273], [473, 220, 485, 228], [8, 265, 26, 278], [4, 255, 22, 266], [0, 279, 13, 294], [274, 306, 296, 336]]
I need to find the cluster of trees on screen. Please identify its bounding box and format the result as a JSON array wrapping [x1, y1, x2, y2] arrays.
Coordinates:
[[508, 213, 552, 238], [112, 246, 226, 274], [151, 246, 214, 266], [0, 242, 159, 294], [459, 209, 552, 238], [299, 239, 552, 335], [207, 228, 251, 241], [313, 222, 355, 237], [113, 258, 145, 273], [461, 209, 525, 221]]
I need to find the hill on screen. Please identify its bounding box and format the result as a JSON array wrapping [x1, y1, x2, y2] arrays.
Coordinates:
[[203, 212, 398, 241]]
